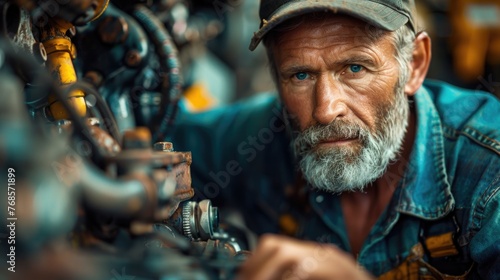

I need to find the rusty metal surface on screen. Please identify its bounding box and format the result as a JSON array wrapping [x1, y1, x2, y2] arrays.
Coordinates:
[[105, 148, 194, 220], [86, 121, 121, 156], [109, 150, 192, 167], [5, 6, 37, 55], [170, 158, 193, 198], [154, 155, 194, 222]]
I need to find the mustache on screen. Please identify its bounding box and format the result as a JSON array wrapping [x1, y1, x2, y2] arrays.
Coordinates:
[[293, 120, 369, 154]]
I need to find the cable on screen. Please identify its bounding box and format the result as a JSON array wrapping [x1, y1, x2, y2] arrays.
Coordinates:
[[0, 40, 106, 162], [66, 80, 122, 144], [131, 4, 182, 142]]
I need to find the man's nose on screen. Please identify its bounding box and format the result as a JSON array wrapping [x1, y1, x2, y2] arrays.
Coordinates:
[[313, 76, 348, 124]]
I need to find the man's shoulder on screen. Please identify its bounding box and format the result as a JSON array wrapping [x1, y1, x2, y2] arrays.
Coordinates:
[[178, 92, 280, 123], [172, 92, 285, 151], [420, 81, 500, 214], [422, 79, 500, 156]]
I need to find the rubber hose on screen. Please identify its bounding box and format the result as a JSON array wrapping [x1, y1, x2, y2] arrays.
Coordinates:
[[131, 4, 182, 142]]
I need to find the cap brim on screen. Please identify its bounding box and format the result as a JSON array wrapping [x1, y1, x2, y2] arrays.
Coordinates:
[[249, 0, 409, 51]]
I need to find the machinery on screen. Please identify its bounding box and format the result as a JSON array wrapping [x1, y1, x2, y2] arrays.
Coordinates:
[[0, 0, 248, 279]]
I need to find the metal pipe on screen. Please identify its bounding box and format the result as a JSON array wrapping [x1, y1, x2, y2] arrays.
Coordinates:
[[79, 161, 155, 220]]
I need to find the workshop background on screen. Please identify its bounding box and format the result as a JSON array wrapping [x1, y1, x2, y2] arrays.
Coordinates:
[[0, 0, 499, 279]]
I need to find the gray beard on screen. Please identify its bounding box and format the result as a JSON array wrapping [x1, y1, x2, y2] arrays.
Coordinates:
[[291, 86, 409, 194]]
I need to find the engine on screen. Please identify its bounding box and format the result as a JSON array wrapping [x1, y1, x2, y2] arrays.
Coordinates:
[[0, 1, 248, 279]]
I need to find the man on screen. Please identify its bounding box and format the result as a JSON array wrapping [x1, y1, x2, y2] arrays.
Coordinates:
[[170, 0, 500, 279]]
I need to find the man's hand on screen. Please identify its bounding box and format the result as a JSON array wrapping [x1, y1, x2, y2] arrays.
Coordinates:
[[238, 234, 374, 280]]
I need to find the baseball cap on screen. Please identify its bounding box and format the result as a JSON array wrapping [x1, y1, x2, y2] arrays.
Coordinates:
[[249, 0, 416, 51]]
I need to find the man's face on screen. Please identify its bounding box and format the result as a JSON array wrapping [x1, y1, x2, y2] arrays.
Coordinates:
[[271, 15, 409, 193]]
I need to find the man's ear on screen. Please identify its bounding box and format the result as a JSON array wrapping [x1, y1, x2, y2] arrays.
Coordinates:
[[405, 32, 431, 96]]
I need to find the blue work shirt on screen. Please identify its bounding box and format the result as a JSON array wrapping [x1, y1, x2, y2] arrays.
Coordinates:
[[169, 80, 500, 279]]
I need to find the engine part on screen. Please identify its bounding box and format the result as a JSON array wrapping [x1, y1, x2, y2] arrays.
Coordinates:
[[182, 200, 219, 241], [131, 4, 182, 141], [0, 2, 250, 279], [160, 199, 221, 243], [41, 17, 87, 120]]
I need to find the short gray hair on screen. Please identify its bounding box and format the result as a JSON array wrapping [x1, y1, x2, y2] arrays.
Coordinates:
[[393, 24, 416, 88]]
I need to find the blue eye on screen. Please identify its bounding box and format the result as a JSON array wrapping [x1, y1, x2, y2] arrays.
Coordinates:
[[294, 72, 309, 80], [349, 65, 363, 73]]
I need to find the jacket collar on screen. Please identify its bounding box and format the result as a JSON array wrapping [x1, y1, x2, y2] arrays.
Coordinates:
[[395, 85, 455, 220]]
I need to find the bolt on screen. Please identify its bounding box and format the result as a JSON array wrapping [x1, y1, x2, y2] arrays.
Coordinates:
[[84, 71, 104, 87], [124, 49, 142, 67], [98, 16, 129, 45], [32, 42, 47, 62], [154, 142, 173, 152]]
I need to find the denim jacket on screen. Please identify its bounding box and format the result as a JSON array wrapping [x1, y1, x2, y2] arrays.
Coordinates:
[[170, 80, 500, 279]]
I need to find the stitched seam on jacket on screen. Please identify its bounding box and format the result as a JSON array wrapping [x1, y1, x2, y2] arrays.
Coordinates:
[[470, 174, 500, 232], [461, 126, 500, 156]]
